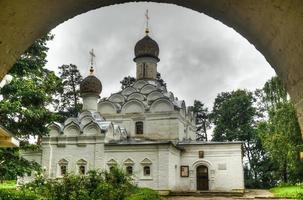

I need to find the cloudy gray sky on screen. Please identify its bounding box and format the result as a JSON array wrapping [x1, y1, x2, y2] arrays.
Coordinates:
[[45, 2, 276, 109]]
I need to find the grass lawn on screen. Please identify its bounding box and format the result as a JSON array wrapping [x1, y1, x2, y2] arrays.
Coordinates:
[[0, 180, 17, 190], [270, 185, 303, 198]]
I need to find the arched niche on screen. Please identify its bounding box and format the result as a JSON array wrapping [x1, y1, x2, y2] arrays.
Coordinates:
[[133, 80, 148, 89], [98, 101, 118, 115], [121, 87, 137, 96], [140, 84, 157, 94], [108, 93, 125, 103], [63, 121, 81, 136], [121, 99, 145, 114], [150, 98, 174, 113], [127, 92, 145, 101], [82, 121, 101, 136], [147, 91, 164, 102]]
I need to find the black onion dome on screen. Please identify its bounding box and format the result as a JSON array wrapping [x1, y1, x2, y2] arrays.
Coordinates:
[[134, 35, 159, 61], [80, 75, 102, 96]]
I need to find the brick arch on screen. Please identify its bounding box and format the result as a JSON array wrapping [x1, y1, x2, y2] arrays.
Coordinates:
[[1, 1, 303, 135]]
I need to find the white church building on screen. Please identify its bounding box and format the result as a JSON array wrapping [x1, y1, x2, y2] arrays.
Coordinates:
[[21, 28, 244, 193]]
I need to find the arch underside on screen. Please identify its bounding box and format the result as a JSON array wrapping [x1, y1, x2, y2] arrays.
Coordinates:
[[1, 0, 303, 135]]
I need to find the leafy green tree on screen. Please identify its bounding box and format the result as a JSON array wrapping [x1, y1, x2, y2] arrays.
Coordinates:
[[0, 34, 60, 139], [258, 77, 303, 183], [211, 89, 264, 186], [0, 34, 59, 180], [0, 147, 40, 183], [57, 64, 83, 121], [192, 100, 210, 141]]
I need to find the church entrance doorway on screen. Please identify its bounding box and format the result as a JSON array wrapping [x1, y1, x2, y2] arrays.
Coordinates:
[[196, 165, 209, 190]]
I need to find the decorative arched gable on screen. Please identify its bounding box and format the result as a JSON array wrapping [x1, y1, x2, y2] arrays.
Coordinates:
[[107, 159, 117, 166], [150, 98, 174, 113], [124, 158, 134, 166], [140, 158, 152, 165], [147, 91, 164, 101], [141, 84, 157, 94], [121, 87, 136, 96], [48, 122, 62, 137], [108, 93, 125, 103], [98, 101, 117, 114], [127, 92, 145, 101], [77, 159, 87, 165], [121, 99, 145, 114], [58, 158, 68, 165], [63, 121, 81, 136], [82, 121, 101, 136], [133, 80, 148, 89]]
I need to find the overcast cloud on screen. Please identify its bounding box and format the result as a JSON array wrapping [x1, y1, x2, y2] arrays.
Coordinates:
[[45, 2, 276, 109]]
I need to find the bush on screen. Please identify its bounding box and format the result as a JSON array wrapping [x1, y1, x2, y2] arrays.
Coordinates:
[[125, 188, 163, 200], [0, 189, 39, 200], [23, 167, 136, 200]]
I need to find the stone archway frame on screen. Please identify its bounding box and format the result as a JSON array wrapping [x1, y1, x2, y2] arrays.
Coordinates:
[[192, 159, 215, 191], [1, 1, 303, 136]]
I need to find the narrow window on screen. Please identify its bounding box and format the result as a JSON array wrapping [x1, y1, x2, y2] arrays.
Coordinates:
[[142, 63, 147, 78], [79, 165, 86, 175], [61, 165, 67, 176], [126, 166, 133, 175], [109, 166, 115, 172], [143, 166, 150, 176], [136, 121, 143, 134]]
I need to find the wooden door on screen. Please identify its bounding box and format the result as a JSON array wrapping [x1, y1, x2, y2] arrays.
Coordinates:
[[196, 165, 209, 190]]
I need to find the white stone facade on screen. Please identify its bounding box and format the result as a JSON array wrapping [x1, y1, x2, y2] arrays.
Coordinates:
[[21, 32, 244, 192]]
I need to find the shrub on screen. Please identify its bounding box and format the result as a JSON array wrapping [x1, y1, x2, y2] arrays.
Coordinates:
[[0, 189, 39, 200], [125, 188, 163, 200], [23, 167, 136, 200]]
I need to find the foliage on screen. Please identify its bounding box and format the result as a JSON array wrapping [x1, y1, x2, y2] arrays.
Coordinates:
[[210, 89, 272, 188], [257, 76, 303, 184], [125, 188, 163, 200], [258, 103, 303, 183], [0, 33, 60, 139], [120, 76, 136, 89], [23, 167, 136, 200], [270, 185, 303, 198], [192, 100, 210, 141], [0, 180, 16, 190], [56, 64, 83, 122], [0, 148, 40, 183], [0, 189, 39, 200]]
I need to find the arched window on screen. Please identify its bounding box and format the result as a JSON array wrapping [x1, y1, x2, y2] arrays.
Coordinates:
[[58, 159, 68, 177], [135, 121, 143, 134], [79, 165, 86, 175], [77, 159, 87, 175], [126, 166, 133, 175], [61, 165, 67, 176], [143, 166, 150, 176]]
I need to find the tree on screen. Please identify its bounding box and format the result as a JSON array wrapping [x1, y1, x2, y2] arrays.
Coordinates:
[[57, 64, 83, 121], [0, 147, 40, 183], [0, 34, 59, 180], [211, 89, 264, 186], [192, 100, 210, 141], [258, 76, 303, 183], [120, 76, 136, 89], [0, 34, 60, 139]]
